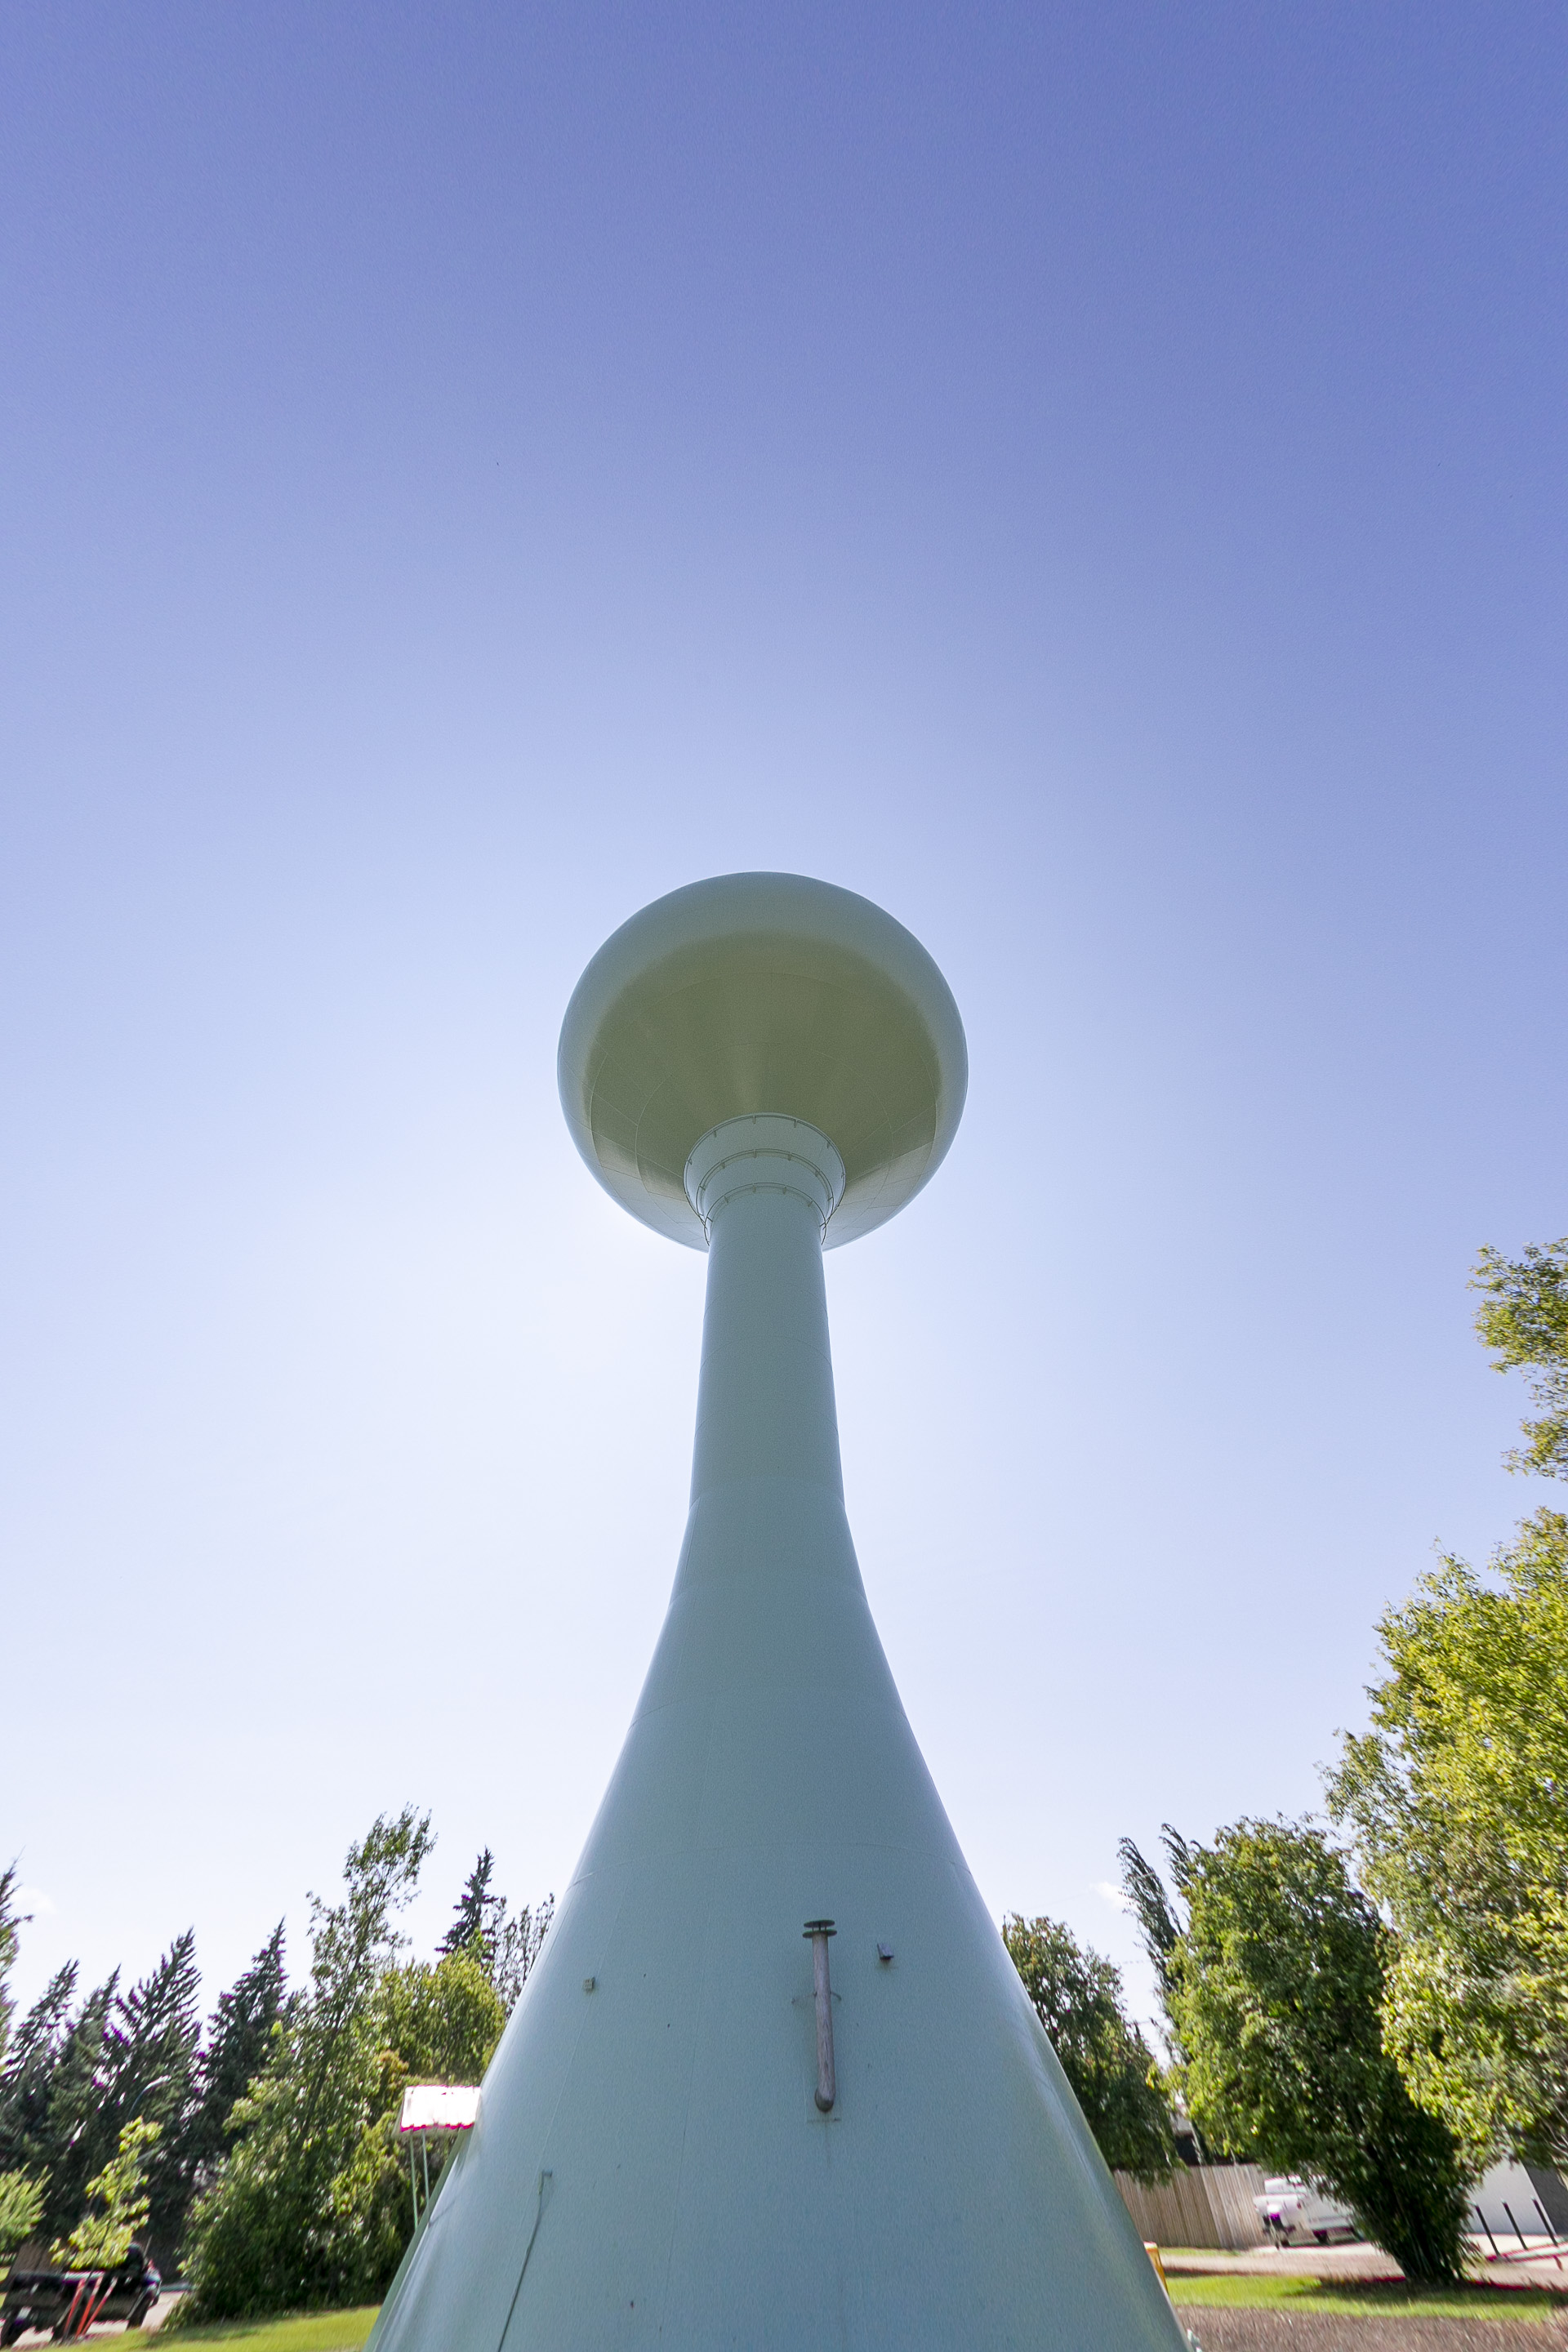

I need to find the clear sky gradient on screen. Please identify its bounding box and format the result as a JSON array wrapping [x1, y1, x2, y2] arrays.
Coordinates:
[[3, 3, 1565, 2039]]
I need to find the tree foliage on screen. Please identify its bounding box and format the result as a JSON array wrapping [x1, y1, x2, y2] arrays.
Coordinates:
[[1146, 1819, 1470, 2282], [440, 1847, 554, 2014], [180, 1924, 288, 2194], [0, 1815, 546, 2295], [2, 1968, 119, 2248], [0, 1929, 203, 2260], [1472, 1238, 1568, 1480], [1002, 1914, 1174, 2182], [0, 1919, 289, 2273], [0, 1866, 23, 2069], [1116, 1833, 1187, 2060], [0, 2168, 43, 2263], [1328, 1508, 1568, 2173], [181, 1810, 511, 2321], [56, 2118, 161, 2269], [0, 1867, 45, 2263], [439, 1851, 497, 1961], [106, 1931, 203, 2262]]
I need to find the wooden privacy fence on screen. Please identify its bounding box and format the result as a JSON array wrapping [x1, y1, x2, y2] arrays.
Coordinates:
[[1115, 2163, 1267, 2250]]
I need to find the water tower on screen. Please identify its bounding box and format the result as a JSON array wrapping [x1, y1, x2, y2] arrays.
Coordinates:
[[370, 874, 1183, 2351]]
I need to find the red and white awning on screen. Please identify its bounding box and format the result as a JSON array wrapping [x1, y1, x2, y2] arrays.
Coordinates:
[[399, 2083, 480, 2134]]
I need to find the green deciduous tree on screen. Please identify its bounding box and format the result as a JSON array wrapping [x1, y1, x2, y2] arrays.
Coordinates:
[[0, 2168, 43, 2263], [1147, 1819, 1470, 2282], [320, 1944, 508, 2297], [1002, 1914, 1174, 2182], [56, 2118, 162, 2269], [0, 1817, 542, 2306], [181, 1808, 514, 2320], [182, 1808, 433, 2317], [1472, 1239, 1568, 1480], [1328, 1508, 1568, 2174], [492, 1896, 554, 2016]]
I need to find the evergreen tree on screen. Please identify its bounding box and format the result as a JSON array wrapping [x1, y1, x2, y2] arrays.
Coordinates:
[[0, 1865, 24, 2068], [0, 1935, 204, 2263], [0, 1878, 43, 2270], [103, 1931, 203, 2265], [0, 1962, 79, 2182], [438, 1851, 553, 2012], [184, 1924, 287, 2185], [34, 1973, 118, 2247], [439, 1851, 497, 1962]]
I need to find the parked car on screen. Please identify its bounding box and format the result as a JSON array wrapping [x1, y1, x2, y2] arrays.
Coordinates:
[[1254, 2177, 1359, 2246], [1, 2243, 161, 2341]]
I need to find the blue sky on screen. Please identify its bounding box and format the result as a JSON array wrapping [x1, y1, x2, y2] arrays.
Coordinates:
[[2, 2, 1564, 2038]]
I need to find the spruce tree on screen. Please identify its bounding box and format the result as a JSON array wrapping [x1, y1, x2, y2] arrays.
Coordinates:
[[35, 1974, 118, 2247], [104, 1931, 202, 2265], [0, 1865, 23, 2068], [439, 1851, 497, 1962], [0, 1962, 79, 2182], [184, 1925, 287, 2185]]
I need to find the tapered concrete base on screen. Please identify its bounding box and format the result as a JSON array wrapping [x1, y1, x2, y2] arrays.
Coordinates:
[[368, 1172, 1185, 2350]]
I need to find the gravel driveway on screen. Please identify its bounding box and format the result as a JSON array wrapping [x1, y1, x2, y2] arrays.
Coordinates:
[[1181, 2311, 1568, 2352]]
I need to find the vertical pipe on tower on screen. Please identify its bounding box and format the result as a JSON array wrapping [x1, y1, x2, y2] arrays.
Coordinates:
[[805, 1922, 838, 2112]]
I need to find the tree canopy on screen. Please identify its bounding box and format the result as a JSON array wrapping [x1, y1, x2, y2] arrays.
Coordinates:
[[0, 1927, 203, 2260], [56, 2118, 162, 2269], [0, 1867, 22, 2068], [182, 1810, 512, 2320], [439, 1847, 554, 2014], [1002, 1914, 1174, 2183], [1329, 1507, 1568, 2173], [181, 1923, 288, 2193], [1125, 1820, 1470, 2283], [439, 1851, 497, 1962], [1472, 1238, 1568, 1481], [1325, 1234, 1568, 2176], [0, 1869, 42, 2265], [0, 1816, 550, 2300]]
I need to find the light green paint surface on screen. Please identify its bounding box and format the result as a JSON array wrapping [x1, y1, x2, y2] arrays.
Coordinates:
[[556, 871, 968, 1249], [370, 877, 1188, 2350]]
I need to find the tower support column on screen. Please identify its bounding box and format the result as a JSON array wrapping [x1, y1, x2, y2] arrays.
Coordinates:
[[686, 1116, 846, 1503]]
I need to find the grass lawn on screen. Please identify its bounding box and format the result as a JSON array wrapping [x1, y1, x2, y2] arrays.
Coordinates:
[[130, 2280, 1568, 2341], [134, 2308, 381, 2350], [1169, 2274, 1568, 2319]]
